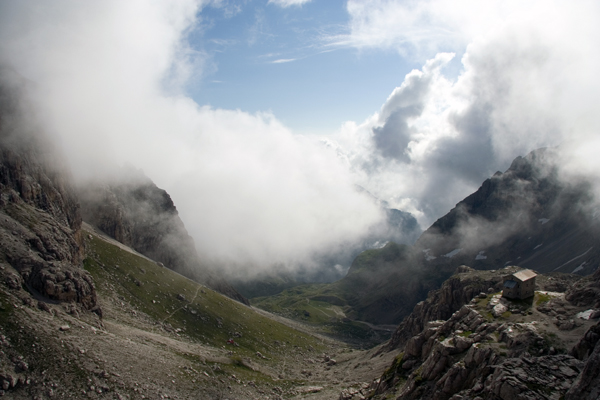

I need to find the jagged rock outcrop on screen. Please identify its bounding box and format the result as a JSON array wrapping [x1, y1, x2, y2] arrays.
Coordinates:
[[570, 321, 600, 361], [373, 305, 589, 400], [566, 264, 600, 308], [0, 70, 96, 309], [564, 268, 600, 400], [383, 266, 504, 351], [566, 334, 600, 400], [366, 266, 600, 400], [78, 169, 248, 305]]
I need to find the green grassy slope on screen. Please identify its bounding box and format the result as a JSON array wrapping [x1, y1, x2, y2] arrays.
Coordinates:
[[83, 231, 326, 368], [251, 243, 439, 346]]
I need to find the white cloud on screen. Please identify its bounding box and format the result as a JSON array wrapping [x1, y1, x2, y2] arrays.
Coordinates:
[[271, 58, 297, 64], [330, 0, 600, 227], [340, 0, 557, 57], [268, 0, 313, 8], [0, 0, 384, 276]]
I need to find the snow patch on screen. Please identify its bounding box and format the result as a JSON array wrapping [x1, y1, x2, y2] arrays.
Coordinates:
[[572, 262, 586, 274], [534, 244, 543, 250], [553, 247, 594, 271], [536, 291, 564, 299], [577, 310, 594, 320], [475, 251, 487, 260], [443, 248, 462, 258], [538, 218, 550, 224], [334, 264, 348, 275], [422, 249, 436, 261], [371, 241, 389, 249]]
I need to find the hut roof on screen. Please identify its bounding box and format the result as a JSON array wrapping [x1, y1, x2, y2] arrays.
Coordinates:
[[512, 269, 537, 282]]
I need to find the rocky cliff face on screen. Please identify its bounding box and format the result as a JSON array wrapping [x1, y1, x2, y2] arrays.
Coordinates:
[[0, 71, 96, 310], [362, 266, 600, 400], [78, 169, 248, 305], [416, 147, 600, 276], [382, 266, 505, 352]]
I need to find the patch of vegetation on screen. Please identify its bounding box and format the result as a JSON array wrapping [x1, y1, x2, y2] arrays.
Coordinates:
[[482, 311, 494, 322], [327, 320, 384, 348], [535, 292, 552, 306], [380, 352, 404, 383], [457, 331, 473, 338], [252, 281, 389, 346], [413, 365, 424, 385]]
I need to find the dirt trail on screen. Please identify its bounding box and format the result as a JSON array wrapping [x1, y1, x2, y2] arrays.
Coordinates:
[[161, 285, 202, 324]]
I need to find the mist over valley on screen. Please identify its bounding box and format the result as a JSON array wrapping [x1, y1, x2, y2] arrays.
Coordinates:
[[1, 1, 600, 399]]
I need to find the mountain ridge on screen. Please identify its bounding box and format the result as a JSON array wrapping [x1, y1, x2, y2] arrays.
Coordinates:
[[252, 146, 600, 341]]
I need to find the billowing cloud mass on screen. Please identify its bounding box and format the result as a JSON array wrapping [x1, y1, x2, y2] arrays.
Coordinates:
[[1, 0, 599, 278], [332, 0, 600, 225], [0, 1, 383, 276]]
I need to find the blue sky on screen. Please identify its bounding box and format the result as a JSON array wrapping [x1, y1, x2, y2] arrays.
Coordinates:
[[188, 1, 427, 135]]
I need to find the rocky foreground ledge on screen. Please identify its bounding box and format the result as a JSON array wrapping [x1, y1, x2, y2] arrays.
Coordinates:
[[348, 266, 600, 400]]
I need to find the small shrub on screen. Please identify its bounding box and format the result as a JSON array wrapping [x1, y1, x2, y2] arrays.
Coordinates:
[[535, 292, 551, 306]]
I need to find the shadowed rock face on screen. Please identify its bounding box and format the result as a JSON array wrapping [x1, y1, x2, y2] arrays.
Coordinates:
[[78, 169, 248, 305], [0, 71, 96, 309], [565, 267, 600, 400], [566, 328, 600, 400], [416, 147, 600, 276]]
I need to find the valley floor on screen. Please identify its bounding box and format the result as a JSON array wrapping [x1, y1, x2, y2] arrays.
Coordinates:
[[0, 227, 396, 399]]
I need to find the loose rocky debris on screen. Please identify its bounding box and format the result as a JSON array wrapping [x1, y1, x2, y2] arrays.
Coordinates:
[[368, 303, 592, 399], [339, 382, 371, 400]]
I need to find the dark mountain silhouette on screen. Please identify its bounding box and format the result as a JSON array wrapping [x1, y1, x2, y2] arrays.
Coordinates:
[[416, 147, 600, 276]]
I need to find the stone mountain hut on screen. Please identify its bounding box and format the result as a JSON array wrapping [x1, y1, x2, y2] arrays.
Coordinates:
[[502, 269, 537, 299]]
